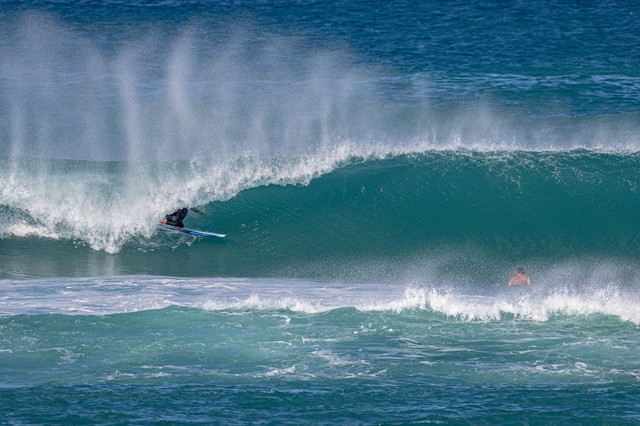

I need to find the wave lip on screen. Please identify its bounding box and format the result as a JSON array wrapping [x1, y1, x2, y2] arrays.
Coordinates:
[[3, 149, 640, 257]]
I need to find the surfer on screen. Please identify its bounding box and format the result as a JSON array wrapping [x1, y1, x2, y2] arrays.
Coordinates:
[[161, 207, 204, 231], [508, 267, 531, 286]]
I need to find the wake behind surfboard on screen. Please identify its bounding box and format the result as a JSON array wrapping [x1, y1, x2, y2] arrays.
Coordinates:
[[157, 223, 226, 238]]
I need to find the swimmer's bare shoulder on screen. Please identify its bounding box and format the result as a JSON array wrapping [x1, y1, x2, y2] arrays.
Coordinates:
[[508, 267, 531, 286]]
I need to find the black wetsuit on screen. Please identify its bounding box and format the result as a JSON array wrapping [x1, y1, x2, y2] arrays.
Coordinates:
[[164, 207, 200, 228]]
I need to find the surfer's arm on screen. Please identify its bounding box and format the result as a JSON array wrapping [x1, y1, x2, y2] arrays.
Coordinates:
[[189, 207, 205, 215]]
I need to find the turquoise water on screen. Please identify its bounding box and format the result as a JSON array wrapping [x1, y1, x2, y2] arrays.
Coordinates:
[[1, 277, 640, 423], [1, 0, 640, 423]]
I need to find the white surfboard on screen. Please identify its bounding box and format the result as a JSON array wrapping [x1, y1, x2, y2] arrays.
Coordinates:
[[157, 223, 226, 238]]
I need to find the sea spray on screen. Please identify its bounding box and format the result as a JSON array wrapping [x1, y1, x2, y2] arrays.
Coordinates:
[[0, 13, 420, 253], [0, 13, 394, 162]]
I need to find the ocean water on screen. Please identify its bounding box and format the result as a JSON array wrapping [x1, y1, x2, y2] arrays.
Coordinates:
[[1, 0, 640, 423]]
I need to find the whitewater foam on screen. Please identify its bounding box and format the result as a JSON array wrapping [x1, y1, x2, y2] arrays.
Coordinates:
[[0, 152, 357, 252], [1, 276, 638, 325]]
